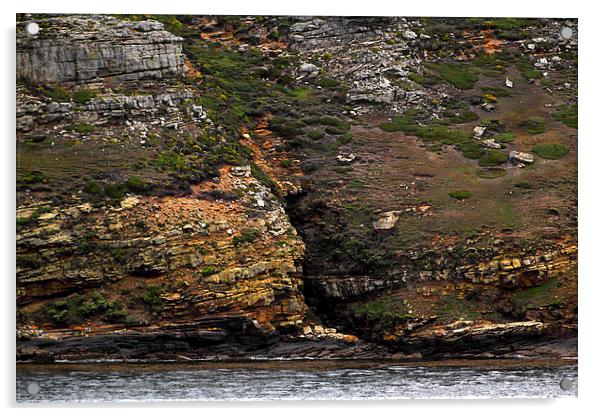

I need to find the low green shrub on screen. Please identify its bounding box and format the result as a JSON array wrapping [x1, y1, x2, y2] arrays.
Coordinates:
[[16, 254, 42, 269], [449, 190, 472, 200], [325, 126, 346, 135], [307, 129, 326, 140], [337, 132, 353, 144], [532, 143, 569, 159], [380, 111, 471, 145], [36, 292, 128, 326], [316, 78, 340, 88], [83, 180, 103, 195], [456, 142, 481, 159], [516, 55, 543, 80], [481, 85, 513, 97], [514, 181, 533, 189], [66, 124, 95, 134], [38, 85, 71, 102], [443, 109, 479, 124], [352, 296, 413, 332], [232, 228, 261, 246], [495, 132, 516, 143], [104, 183, 127, 199], [199, 266, 219, 276], [478, 149, 508, 166], [72, 89, 97, 104], [138, 285, 163, 316], [125, 176, 147, 193]]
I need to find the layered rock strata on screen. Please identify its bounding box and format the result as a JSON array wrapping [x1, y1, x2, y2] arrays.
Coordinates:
[[17, 15, 184, 84]]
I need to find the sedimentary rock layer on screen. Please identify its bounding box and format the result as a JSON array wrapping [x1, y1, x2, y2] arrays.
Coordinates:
[[17, 15, 184, 84]]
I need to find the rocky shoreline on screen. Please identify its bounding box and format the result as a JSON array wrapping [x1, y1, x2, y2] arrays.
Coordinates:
[[17, 318, 576, 362]]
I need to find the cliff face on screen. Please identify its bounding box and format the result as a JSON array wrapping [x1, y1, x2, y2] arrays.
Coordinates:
[[16, 15, 577, 361], [16, 15, 316, 360], [17, 171, 306, 328], [17, 16, 184, 84]]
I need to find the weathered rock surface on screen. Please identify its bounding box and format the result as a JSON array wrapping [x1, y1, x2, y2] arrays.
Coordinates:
[[17, 165, 307, 331], [510, 150, 535, 164], [372, 211, 400, 230], [394, 321, 577, 358], [17, 15, 184, 84], [304, 243, 576, 302], [16, 86, 197, 133], [288, 17, 436, 112]]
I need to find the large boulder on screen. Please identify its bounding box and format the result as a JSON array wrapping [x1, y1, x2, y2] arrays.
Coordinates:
[[373, 210, 400, 230]]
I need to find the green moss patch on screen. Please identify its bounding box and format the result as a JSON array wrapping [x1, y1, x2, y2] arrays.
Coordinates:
[[519, 117, 546, 134], [380, 109, 471, 146], [72, 89, 98, 104], [553, 104, 577, 129], [478, 149, 508, 166], [456, 142, 481, 159], [66, 124, 95, 134], [532, 143, 569, 159], [511, 278, 563, 309], [351, 296, 413, 331], [426, 62, 480, 90], [516, 55, 543, 80], [435, 295, 483, 322], [495, 132, 516, 143]]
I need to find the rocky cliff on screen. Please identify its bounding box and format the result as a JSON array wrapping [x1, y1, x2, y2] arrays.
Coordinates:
[[17, 15, 184, 84], [16, 15, 577, 361]]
